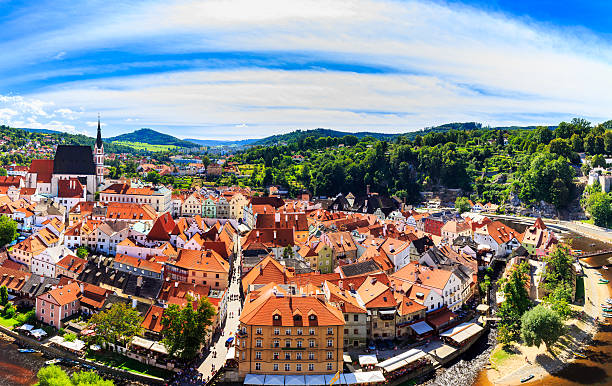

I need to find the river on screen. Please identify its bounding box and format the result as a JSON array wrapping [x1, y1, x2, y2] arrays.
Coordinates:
[[0, 339, 46, 386]]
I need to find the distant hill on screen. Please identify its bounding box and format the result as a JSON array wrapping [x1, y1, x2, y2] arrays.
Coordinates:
[[106, 128, 199, 148], [22, 128, 65, 135], [184, 138, 258, 147], [252, 128, 400, 146]]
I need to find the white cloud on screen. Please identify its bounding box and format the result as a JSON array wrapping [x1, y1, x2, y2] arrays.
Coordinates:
[[1, 0, 612, 138]]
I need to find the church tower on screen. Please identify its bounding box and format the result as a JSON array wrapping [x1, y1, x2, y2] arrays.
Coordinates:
[[94, 114, 105, 186]]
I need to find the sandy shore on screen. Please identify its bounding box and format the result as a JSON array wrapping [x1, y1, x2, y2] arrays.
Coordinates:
[[485, 261, 608, 385]]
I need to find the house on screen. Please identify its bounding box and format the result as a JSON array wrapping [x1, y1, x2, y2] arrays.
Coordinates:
[[99, 182, 171, 213], [35, 281, 81, 328], [356, 276, 396, 340], [31, 246, 74, 278], [323, 280, 368, 348], [164, 249, 229, 290], [440, 221, 471, 242], [55, 255, 87, 279], [474, 221, 522, 257], [236, 286, 345, 377]]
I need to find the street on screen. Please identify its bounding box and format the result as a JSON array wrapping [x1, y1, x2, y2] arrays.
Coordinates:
[[196, 234, 243, 382]]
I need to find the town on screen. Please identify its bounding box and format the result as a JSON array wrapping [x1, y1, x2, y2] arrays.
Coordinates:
[[0, 120, 606, 386]]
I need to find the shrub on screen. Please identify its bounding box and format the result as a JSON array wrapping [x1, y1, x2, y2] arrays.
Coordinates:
[[64, 333, 77, 342]]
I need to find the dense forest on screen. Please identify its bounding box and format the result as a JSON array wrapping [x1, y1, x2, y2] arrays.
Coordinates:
[[231, 118, 612, 212]]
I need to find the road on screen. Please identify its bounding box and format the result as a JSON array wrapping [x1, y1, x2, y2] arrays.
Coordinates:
[[197, 234, 243, 381]]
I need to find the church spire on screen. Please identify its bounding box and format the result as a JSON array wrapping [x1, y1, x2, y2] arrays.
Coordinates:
[[95, 113, 103, 148]]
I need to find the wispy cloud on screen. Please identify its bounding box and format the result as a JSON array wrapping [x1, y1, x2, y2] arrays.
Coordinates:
[[0, 0, 611, 139]]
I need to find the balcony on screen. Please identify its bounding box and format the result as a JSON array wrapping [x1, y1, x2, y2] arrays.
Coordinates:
[[237, 330, 248, 338]]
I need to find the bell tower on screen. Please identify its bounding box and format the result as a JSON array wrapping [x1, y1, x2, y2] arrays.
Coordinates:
[[94, 114, 105, 186]]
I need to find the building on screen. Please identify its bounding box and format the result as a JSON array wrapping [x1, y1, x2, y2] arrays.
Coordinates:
[[99, 183, 171, 213], [165, 249, 229, 290], [50, 145, 99, 201], [236, 286, 345, 377], [31, 245, 74, 278], [35, 281, 81, 328], [323, 281, 367, 348]]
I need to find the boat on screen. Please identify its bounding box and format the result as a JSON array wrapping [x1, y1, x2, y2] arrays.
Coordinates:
[[604, 266, 609, 270], [600, 321, 612, 326], [45, 358, 61, 365], [573, 351, 587, 358], [603, 309, 612, 313], [521, 374, 535, 383], [599, 279, 609, 284], [18, 348, 38, 353], [595, 272, 603, 276], [603, 313, 612, 318]]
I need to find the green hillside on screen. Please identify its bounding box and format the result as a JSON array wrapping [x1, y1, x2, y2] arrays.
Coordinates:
[[107, 128, 199, 148]]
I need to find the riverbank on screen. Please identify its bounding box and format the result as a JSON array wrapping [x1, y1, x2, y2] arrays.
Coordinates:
[[483, 260, 608, 385]]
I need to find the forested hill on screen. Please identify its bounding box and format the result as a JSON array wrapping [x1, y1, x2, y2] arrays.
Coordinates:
[[251, 123, 545, 146], [107, 128, 199, 148]]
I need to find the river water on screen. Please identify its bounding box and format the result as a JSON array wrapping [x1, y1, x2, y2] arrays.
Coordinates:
[[0, 339, 45, 386]]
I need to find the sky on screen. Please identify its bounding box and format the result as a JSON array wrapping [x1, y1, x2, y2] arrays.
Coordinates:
[[1, 0, 612, 140]]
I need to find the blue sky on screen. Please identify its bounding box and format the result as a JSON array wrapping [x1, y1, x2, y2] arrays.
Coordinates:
[[1, 0, 612, 140]]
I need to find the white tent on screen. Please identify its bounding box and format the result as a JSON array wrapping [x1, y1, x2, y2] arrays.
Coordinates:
[[244, 374, 266, 385], [225, 346, 236, 361], [30, 328, 47, 339], [18, 324, 34, 331], [264, 374, 285, 385], [285, 375, 306, 385], [354, 371, 385, 384], [358, 354, 378, 366]]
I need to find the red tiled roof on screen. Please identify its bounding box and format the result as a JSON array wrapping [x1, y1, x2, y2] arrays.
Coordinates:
[[29, 159, 54, 183], [57, 178, 84, 198]]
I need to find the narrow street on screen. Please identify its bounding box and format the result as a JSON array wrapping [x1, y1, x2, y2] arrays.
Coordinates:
[[197, 235, 243, 381]]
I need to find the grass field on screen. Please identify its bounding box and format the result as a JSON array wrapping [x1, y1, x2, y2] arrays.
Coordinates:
[[0, 315, 20, 328], [111, 140, 178, 152], [86, 351, 171, 379]]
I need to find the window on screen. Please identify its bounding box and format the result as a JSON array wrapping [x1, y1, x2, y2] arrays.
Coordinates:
[[297, 328, 303, 335], [255, 351, 261, 360], [309, 364, 314, 371], [273, 364, 279, 371], [309, 328, 315, 335], [296, 352, 302, 360], [327, 339, 333, 347], [274, 328, 280, 335], [297, 340, 303, 348], [344, 328, 349, 334], [273, 352, 279, 360], [354, 314, 359, 322], [256, 339, 262, 348], [296, 364, 302, 371], [344, 314, 348, 321], [354, 329, 359, 334], [285, 364, 290, 371], [327, 351, 333, 360], [327, 327, 333, 335], [309, 352, 315, 360], [285, 328, 291, 335], [309, 339, 315, 348], [327, 363, 333, 371], [256, 328, 262, 335], [285, 339, 291, 348], [285, 352, 291, 360], [273, 340, 280, 348]]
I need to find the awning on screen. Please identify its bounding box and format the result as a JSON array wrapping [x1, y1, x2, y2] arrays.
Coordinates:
[[305, 374, 326, 385], [30, 328, 47, 338], [358, 354, 378, 366], [342, 373, 358, 385], [343, 353, 353, 363], [225, 346, 236, 361], [285, 375, 306, 385], [19, 324, 34, 331], [324, 373, 341, 384], [264, 374, 285, 385], [440, 322, 484, 344], [378, 349, 427, 373], [410, 321, 433, 335], [378, 309, 396, 315], [226, 336, 235, 343], [244, 374, 266, 385], [354, 371, 385, 383]]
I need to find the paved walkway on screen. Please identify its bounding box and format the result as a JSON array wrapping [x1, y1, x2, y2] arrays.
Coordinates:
[[197, 236, 243, 381]]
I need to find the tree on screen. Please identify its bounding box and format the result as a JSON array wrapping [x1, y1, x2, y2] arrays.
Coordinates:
[[586, 191, 612, 226], [36, 365, 71, 386], [76, 246, 89, 259], [0, 285, 7, 307], [0, 215, 17, 247], [282, 245, 294, 259], [591, 154, 607, 168], [550, 178, 569, 208], [533, 126, 553, 145], [89, 303, 143, 346], [36, 365, 114, 386], [455, 196, 471, 214], [521, 305, 564, 351], [541, 245, 575, 318], [0, 168, 6, 176], [497, 261, 531, 344], [162, 296, 216, 360]]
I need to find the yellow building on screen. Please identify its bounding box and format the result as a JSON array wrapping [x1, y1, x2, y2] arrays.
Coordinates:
[[236, 285, 345, 377]]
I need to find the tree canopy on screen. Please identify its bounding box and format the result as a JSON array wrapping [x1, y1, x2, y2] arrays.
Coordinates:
[[161, 296, 216, 360], [89, 303, 143, 346], [521, 305, 564, 351], [497, 261, 532, 345], [36, 365, 114, 386], [0, 215, 17, 247]]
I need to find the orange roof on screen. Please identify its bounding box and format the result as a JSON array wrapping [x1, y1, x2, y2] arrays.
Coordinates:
[[242, 256, 294, 293], [105, 202, 157, 221], [56, 255, 87, 275], [141, 305, 165, 333], [240, 287, 344, 327], [28, 159, 54, 183], [356, 278, 396, 309], [57, 178, 84, 198], [115, 254, 163, 273], [101, 183, 155, 196], [0, 266, 30, 291], [42, 282, 81, 306], [395, 292, 426, 316], [324, 280, 367, 314], [172, 249, 229, 273], [392, 262, 452, 291]]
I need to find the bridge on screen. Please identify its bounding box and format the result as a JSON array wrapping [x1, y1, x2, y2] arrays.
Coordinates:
[[576, 249, 612, 259]]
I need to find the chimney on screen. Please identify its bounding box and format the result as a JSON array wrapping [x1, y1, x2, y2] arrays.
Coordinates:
[[132, 298, 137, 308], [80, 283, 84, 293], [371, 277, 377, 285], [339, 281, 343, 290]]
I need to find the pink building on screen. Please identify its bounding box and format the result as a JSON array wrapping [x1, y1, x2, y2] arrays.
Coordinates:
[[36, 282, 81, 328]]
